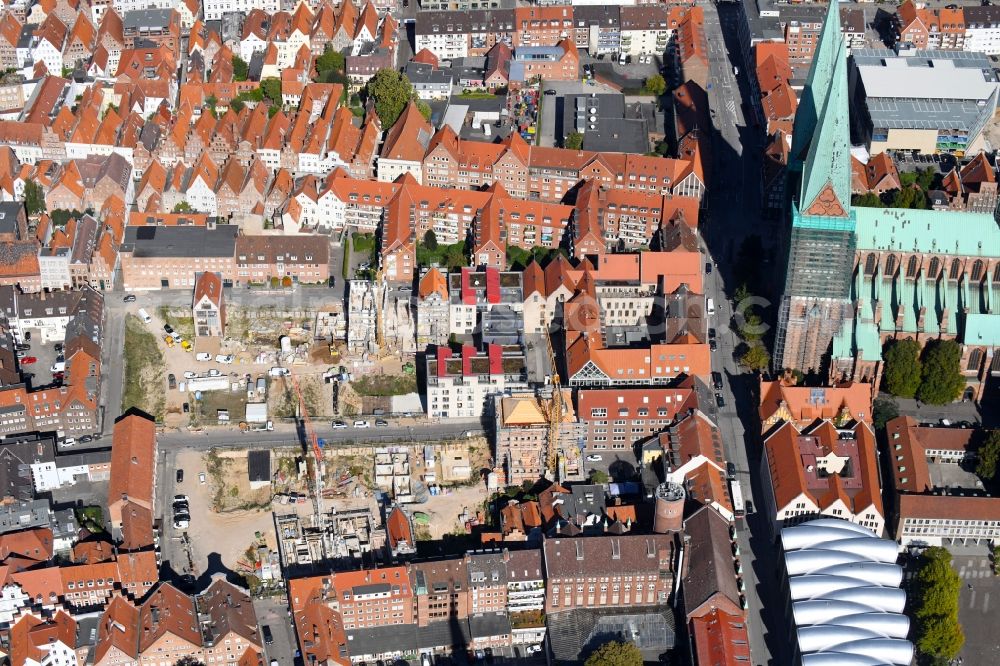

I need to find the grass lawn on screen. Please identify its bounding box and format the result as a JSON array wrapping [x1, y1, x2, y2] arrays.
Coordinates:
[[75, 506, 105, 533], [351, 374, 417, 397], [157, 306, 195, 339], [342, 242, 351, 279], [122, 314, 166, 420], [190, 388, 248, 426]]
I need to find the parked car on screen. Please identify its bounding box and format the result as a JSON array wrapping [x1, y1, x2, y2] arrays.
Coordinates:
[[20, 356, 36, 364], [164, 324, 174, 334], [709, 339, 718, 352], [269, 367, 290, 377], [199, 472, 206, 484], [174, 494, 189, 503], [183, 371, 197, 379], [726, 462, 736, 480], [196, 352, 212, 361], [63, 438, 76, 447], [544, 89, 557, 95], [353, 420, 370, 428], [712, 371, 723, 390], [164, 335, 175, 347], [215, 354, 234, 364], [706, 262, 713, 274], [332, 420, 347, 429], [708, 327, 716, 339], [715, 392, 726, 408], [375, 419, 389, 427], [208, 369, 221, 377], [176, 469, 184, 483], [262, 625, 274, 645], [171, 332, 183, 343], [168, 374, 177, 389], [173, 515, 190, 529], [123, 294, 137, 302], [14, 344, 29, 351], [183, 402, 190, 413], [586, 454, 603, 462], [180, 340, 193, 351]]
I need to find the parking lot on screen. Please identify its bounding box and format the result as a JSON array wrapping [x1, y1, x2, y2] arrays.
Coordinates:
[[255, 597, 298, 665], [16, 327, 64, 391], [954, 551, 999, 665]]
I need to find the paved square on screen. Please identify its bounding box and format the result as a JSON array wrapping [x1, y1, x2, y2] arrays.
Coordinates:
[[954, 553, 1000, 664]]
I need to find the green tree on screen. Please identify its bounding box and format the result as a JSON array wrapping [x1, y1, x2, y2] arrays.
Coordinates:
[[261, 78, 282, 105], [229, 97, 245, 113], [916, 166, 936, 191], [172, 201, 193, 213], [976, 430, 1000, 481], [564, 132, 584, 150], [24, 179, 46, 216], [416, 99, 432, 121], [852, 192, 882, 207], [882, 339, 922, 398], [175, 658, 206, 666], [584, 640, 642, 666], [315, 46, 345, 76], [205, 94, 218, 108], [365, 69, 415, 128], [423, 229, 438, 251], [913, 547, 964, 662], [589, 469, 609, 484], [739, 343, 770, 372], [643, 74, 667, 96], [506, 245, 531, 270], [872, 396, 899, 431], [917, 339, 965, 405], [232, 55, 249, 82]]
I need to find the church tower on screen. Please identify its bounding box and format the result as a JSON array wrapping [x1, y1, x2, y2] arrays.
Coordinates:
[[774, 0, 857, 373]]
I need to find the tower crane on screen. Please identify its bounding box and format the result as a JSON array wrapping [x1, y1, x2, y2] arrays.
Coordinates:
[[284, 373, 326, 544]]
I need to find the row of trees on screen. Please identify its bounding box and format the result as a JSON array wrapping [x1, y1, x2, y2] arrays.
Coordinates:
[[912, 547, 965, 662], [882, 338, 965, 405]]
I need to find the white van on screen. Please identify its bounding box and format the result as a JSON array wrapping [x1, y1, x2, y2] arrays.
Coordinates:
[[269, 367, 290, 377], [137, 308, 152, 324], [706, 298, 715, 316]]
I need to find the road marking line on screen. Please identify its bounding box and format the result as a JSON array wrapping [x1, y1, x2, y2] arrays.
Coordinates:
[[983, 592, 990, 612], [970, 591, 977, 608]]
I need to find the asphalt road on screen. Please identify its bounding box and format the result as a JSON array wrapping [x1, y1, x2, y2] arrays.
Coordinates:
[[698, 2, 776, 664]]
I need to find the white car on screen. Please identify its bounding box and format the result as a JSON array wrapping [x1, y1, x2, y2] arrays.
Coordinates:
[[173, 517, 190, 529], [171, 332, 183, 343], [353, 420, 370, 428], [208, 369, 221, 377], [332, 420, 347, 429], [183, 371, 197, 379], [215, 354, 234, 364], [586, 454, 603, 462], [63, 437, 76, 447], [269, 367, 290, 377], [195, 352, 212, 362]]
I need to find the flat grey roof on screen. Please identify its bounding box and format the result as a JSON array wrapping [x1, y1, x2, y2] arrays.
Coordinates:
[[122, 225, 239, 258]]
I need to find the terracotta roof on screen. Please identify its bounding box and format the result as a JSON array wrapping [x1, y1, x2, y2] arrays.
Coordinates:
[[885, 416, 981, 494], [764, 420, 882, 519], [690, 609, 751, 666], [139, 583, 201, 651], [72, 537, 117, 564], [418, 267, 448, 300], [759, 379, 872, 431], [108, 412, 156, 518], [386, 506, 413, 551], [9, 611, 76, 666], [380, 100, 432, 162], [95, 596, 140, 663], [0, 528, 54, 565], [411, 48, 439, 69]]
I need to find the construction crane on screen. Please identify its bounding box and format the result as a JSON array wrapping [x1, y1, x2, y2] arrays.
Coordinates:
[[543, 329, 563, 480], [284, 373, 326, 542]]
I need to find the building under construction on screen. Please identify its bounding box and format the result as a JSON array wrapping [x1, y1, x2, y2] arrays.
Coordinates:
[[493, 390, 585, 485]]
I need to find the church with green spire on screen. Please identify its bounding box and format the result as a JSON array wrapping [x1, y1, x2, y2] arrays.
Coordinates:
[[773, 1, 1000, 401]]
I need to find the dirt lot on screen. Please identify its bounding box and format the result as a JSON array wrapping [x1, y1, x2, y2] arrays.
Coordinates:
[[413, 484, 490, 540], [139, 306, 337, 428]]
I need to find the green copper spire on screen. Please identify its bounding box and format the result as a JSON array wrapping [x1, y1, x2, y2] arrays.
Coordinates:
[[798, 37, 852, 217], [790, 0, 844, 167]]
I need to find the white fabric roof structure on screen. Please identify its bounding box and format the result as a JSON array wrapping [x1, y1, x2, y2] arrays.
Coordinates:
[[781, 519, 914, 666]]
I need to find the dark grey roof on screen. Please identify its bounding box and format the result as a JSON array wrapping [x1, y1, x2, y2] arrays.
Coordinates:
[[415, 9, 515, 36], [681, 505, 741, 618], [56, 449, 111, 468], [469, 612, 512, 639], [139, 122, 161, 151], [247, 449, 270, 483], [415, 619, 471, 650], [0, 202, 24, 237], [0, 433, 57, 502], [560, 94, 649, 155], [575, 6, 621, 27], [0, 498, 50, 534], [466, 550, 507, 587], [123, 8, 176, 30], [405, 62, 452, 87], [122, 224, 240, 258], [352, 582, 391, 596], [345, 624, 419, 657]]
